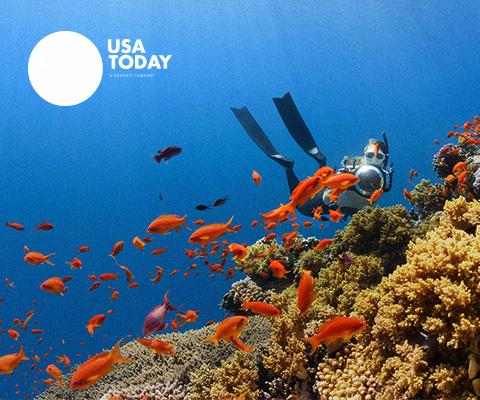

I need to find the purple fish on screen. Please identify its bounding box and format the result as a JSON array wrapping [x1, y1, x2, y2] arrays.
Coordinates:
[[143, 292, 176, 336], [152, 146, 182, 163]]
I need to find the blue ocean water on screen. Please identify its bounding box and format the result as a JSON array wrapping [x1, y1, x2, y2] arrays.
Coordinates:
[[0, 1, 479, 398]]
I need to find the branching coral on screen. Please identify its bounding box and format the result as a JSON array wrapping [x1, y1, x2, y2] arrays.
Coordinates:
[[328, 205, 416, 273], [188, 352, 261, 400], [38, 316, 272, 400], [410, 179, 447, 219], [352, 197, 480, 398], [221, 277, 272, 315]]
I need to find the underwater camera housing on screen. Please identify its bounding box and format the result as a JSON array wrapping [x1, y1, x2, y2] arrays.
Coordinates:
[[354, 164, 385, 197]]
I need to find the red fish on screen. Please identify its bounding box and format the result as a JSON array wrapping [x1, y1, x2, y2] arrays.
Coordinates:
[[147, 214, 188, 234], [303, 316, 367, 354], [269, 260, 288, 278], [36, 222, 54, 231], [297, 269, 316, 314], [252, 170, 262, 185], [23, 246, 54, 265], [65, 257, 82, 269], [78, 246, 90, 253], [0, 344, 29, 374], [70, 338, 130, 389], [5, 222, 24, 231], [205, 316, 252, 352], [137, 338, 174, 355], [368, 189, 383, 205], [40, 277, 68, 295], [188, 217, 236, 245], [109, 241, 124, 258], [329, 209, 344, 223], [315, 239, 333, 250], [239, 300, 281, 318], [151, 247, 168, 256], [86, 314, 106, 336]]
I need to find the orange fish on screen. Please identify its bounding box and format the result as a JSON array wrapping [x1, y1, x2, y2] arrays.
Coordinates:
[[70, 338, 130, 389], [109, 290, 120, 301], [36, 222, 54, 231], [239, 300, 281, 318], [46, 364, 62, 387], [78, 246, 90, 253], [128, 282, 139, 289], [290, 176, 324, 207], [88, 281, 101, 292], [171, 319, 179, 331], [132, 236, 146, 251], [65, 257, 82, 269], [322, 173, 360, 191], [408, 169, 419, 183], [40, 277, 68, 295], [297, 269, 316, 314], [453, 161, 467, 174], [8, 329, 19, 341], [205, 316, 252, 352], [403, 188, 413, 201], [5, 222, 25, 231], [252, 170, 262, 185], [250, 220, 259, 227], [31, 328, 43, 334], [109, 241, 124, 258], [189, 217, 236, 245], [44, 378, 55, 386], [23, 246, 54, 265], [177, 310, 199, 326], [303, 221, 313, 228], [86, 314, 106, 336], [315, 239, 333, 250], [193, 219, 205, 226], [368, 189, 383, 205], [99, 273, 119, 281], [151, 247, 168, 256], [150, 266, 164, 284], [264, 233, 277, 242], [261, 202, 295, 223], [269, 260, 288, 278], [303, 316, 367, 354], [0, 344, 29, 374], [228, 243, 248, 260], [56, 355, 71, 367], [117, 264, 134, 283], [313, 166, 335, 179], [147, 214, 189, 234], [329, 209, 344, 223], [137, 338, 175, 356]]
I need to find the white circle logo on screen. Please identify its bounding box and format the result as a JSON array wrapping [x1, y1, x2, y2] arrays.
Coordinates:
[[28, 31, 103, 106]]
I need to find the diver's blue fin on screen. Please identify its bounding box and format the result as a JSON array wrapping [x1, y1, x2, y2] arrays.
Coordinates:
[[273, 92, 326, 167], [231, 106, 294, 169]]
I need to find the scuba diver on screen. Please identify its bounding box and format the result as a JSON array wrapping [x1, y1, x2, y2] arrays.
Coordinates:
[[231, 92, 394, 217]]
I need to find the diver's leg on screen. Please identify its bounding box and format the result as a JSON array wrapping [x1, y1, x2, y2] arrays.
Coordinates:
[[231, 107, 294, 169], [285, 167, 300, 192], [273, 92, 326, 167]]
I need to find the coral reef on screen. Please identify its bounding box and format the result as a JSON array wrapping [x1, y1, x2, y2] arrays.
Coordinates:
[[221, 277, 272, 315], [327, 205, 416, 274], [39, 193, 480, 400], [352, 197, 480, 399], [410, 179, 447, 219], [38, 316, 272, 400]]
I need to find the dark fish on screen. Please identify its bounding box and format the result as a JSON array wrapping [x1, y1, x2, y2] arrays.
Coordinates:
[[152, 146, 182, 163], [158, 194, 164, 201], [195, 204, 211, 211], [213, 195, 229, 208]]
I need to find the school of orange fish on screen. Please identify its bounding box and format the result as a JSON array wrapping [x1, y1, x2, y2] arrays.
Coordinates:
[[2, 117, 478, 398]]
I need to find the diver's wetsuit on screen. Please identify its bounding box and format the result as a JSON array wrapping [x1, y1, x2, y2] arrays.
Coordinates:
[[232, 92, 392, 217]]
